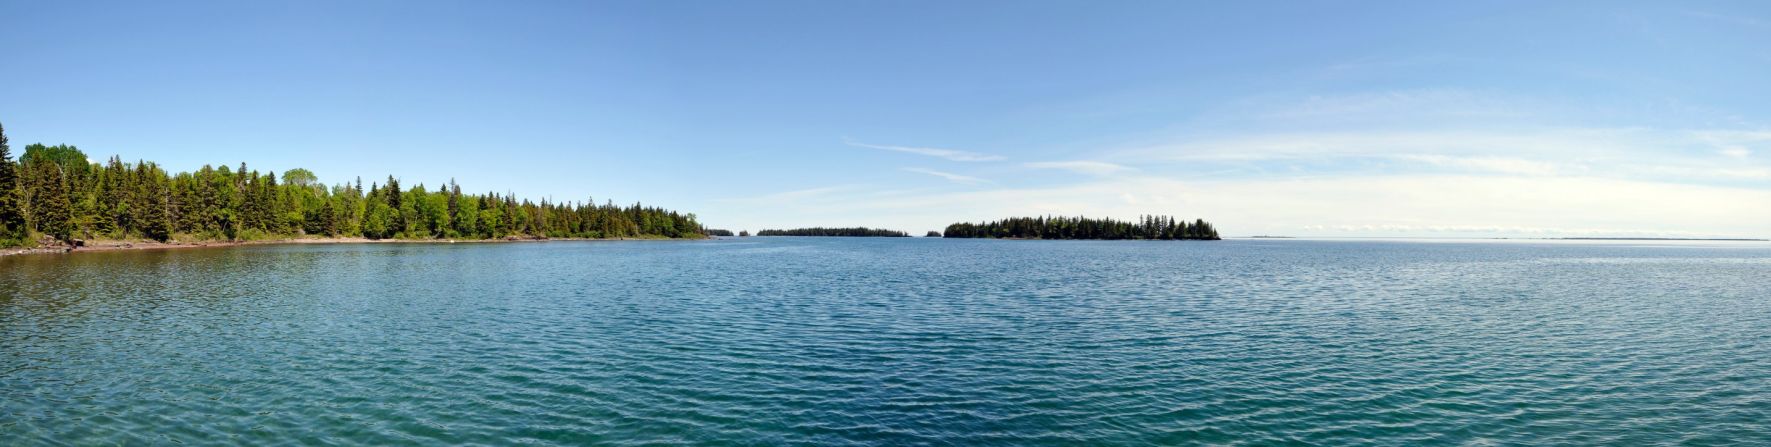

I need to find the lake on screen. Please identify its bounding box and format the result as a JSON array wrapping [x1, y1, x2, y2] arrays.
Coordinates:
[[3, 238, 1770, 445]]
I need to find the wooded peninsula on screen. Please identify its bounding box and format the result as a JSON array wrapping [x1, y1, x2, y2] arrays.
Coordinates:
[[756, 227, 911, 237], [0, 122, 707, 250], [943, 216, 1221, 240]]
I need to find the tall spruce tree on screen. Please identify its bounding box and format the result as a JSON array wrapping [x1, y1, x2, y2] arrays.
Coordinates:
[[384, 176, 403, 237], [136, 162, 172, 242], [31, 162, 74, 242], [0, 121, 23, 240]]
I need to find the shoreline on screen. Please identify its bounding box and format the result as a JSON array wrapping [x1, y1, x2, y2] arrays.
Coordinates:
[[0, 235, 707, 258]]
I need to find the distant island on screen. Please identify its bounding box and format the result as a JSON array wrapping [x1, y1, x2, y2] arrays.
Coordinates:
[[0, 122, 708, 253], [926, 231, 942, 237], [705, 229, 736, 237], [1556, 237, 1768, 242], [944, 215, 1220, 240], [756, 227, 910, 237]]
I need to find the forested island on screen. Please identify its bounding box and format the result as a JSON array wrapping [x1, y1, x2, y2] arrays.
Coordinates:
[[943, 215, 1220, 240], [756, 227, 911, 237], [704, 229, 736, 237], [0, 122, 707, 250]]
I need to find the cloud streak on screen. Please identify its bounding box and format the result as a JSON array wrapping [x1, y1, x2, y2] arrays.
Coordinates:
[[710, 174, 1771, 239], [1122, 126, 1771, 185], [846, 139, 1005, 162], [903, 167, 990, 184], [706, 91, 1771, 237], [1024, 160, 1135, 176]]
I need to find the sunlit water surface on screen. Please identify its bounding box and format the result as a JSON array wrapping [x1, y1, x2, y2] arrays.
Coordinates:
[[4, 238, 1770, 445]]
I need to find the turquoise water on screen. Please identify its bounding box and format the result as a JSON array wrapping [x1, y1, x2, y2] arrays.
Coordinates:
[[3, 238, 1770, 445]]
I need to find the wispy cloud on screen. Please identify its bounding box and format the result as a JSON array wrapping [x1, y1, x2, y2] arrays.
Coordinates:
[[1122, 126, 1771, 185], [903, 167, 990, 184], [846, 139, 1005, 162], [705, 90, 1771, 237], [699, 174, 1771, 239], [1398, 155, 1562, 176], [1024, 160, 1135, 176]]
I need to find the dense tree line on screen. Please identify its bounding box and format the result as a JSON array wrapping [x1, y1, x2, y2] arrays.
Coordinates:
[[925, 231, 942, 237], [0, 122, 707, 247], [755, 227, 910, 237], [704, 229, 735, 237], [0, 122, 23, 246], [943, 215, 1220, 240]]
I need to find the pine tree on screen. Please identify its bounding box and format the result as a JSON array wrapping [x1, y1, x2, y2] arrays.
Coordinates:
[[384, 176, 403, 237], [137, 163, 172, 242], [31, 162, 74, 242], [0, 121, 23, 240], [0, 125, 706, 247]]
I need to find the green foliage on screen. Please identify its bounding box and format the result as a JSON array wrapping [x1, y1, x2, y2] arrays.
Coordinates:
[[27, 162, 74, 242], [282, 168, 318, 188], [943, 215, 1220, 240], [0, 121, 25, 242], [755, 227, 910, 237], [704, 229, 735, 237], [0, 126, 707, 247], [21, 143, 91, 178]]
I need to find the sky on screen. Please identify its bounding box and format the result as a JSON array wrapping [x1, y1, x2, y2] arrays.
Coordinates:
[[3, 0, 1771, 238]]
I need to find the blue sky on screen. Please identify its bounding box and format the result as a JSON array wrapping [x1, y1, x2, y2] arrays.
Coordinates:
[[4, 1, 1770, 237]]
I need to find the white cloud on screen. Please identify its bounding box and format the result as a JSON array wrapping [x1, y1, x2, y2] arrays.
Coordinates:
[[1120, 126, 1771, 185], [1398, 155, 1562, 176], [903, 167, 989, 184], [1138, 128, 1642, 162], [704, 174, 1771, 239], [846, 139, 1005, 162], [701, 92, 1771, 236], [1024, 160, 1135, 176]]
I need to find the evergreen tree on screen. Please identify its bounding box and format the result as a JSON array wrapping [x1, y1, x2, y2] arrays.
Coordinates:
[[943, 215, 1220, 240], [384, 176, 404, 237], [0, 121, 23, 240], [0, 123, 709, 248], [30, 162, 74, 242], [755, 227, 910, 237], [136, 163, 172, 242]]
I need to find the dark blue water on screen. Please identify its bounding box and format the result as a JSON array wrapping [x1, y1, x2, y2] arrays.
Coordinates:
[[4, 238, 1770, 445]]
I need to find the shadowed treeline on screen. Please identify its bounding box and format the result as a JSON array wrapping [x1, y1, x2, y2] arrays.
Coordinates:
[[756, 227, 910, 237], [944, 215, 1220, 240]]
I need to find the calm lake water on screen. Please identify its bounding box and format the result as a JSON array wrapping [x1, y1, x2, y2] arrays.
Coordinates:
[[3, 238, 1770, 445]]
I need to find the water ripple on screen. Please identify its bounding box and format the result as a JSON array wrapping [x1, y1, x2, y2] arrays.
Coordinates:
[[3, 239, 1771, 445]]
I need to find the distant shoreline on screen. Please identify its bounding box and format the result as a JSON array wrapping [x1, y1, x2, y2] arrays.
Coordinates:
[[0, 236, 702, 258], [1552, 237, 1769, 242]]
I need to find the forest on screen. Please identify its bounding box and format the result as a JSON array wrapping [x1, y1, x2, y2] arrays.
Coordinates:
[[755, 227, 910, 237], [704, 229, 735, 237], [0, 122, 707, 248], [943, 215, 1220, 240]]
